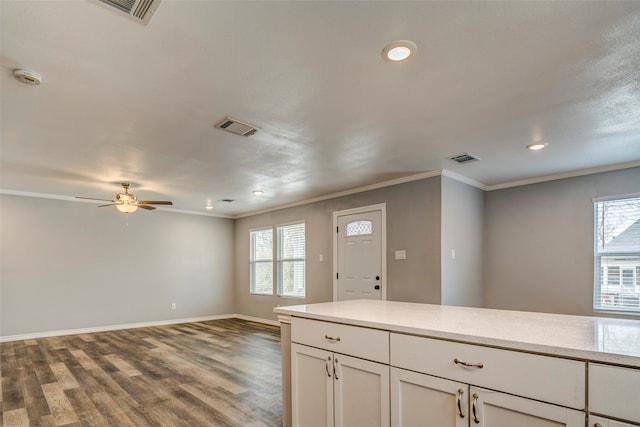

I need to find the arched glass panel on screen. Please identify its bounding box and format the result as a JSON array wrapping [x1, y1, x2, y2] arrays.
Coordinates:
[[345, 220, 373, 236]]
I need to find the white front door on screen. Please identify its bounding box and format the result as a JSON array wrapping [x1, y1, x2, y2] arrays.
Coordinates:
[[336, 207, 384, 301]]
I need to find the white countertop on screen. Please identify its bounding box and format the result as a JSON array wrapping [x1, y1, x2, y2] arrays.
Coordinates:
[[274, 300, 640, 368]]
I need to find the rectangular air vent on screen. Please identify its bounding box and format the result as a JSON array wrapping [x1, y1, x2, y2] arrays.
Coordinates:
[[449, 153, 481, 164], [95, 0, 162, 25], [219, 199, 236, 203], [215, 117, 260, 137]]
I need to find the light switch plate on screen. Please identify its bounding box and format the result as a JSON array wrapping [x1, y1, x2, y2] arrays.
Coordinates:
[[395, 250, 406, 260]]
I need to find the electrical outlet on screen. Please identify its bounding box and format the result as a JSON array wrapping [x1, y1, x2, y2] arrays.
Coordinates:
[[171, 303, 176, 310]]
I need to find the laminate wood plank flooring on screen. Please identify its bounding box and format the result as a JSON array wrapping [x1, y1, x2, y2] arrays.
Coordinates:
[[0, 319, 282, 427]]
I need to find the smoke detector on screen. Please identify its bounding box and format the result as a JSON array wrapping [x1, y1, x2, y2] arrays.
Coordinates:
[[14, 69, 42, 86], [215, 117, 260, 137]]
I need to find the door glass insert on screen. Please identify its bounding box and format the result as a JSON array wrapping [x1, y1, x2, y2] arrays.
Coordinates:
[[345, 220, 373, 236]]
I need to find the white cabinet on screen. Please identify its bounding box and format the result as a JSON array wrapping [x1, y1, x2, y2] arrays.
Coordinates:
[[291, 344, 333, 427], [589, 416, 636, 427], [472, 386, 584, 427], [391, 367, 466, 427], [390, 333, 585, 410], [391, 367, 584, 427], [292, 343, 390, 427], [589, 364, 640, 425]]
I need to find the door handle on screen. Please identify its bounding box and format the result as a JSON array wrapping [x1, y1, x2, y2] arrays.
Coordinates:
[[456, 389, 465, 419], [472, 393, 480, 424]]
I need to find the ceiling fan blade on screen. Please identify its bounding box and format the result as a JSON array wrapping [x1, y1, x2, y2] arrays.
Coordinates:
[[137, 205, 156, 210], [137, 200, 173, 205], [76, 196, 116, 202], [98, 203, 119, 207]]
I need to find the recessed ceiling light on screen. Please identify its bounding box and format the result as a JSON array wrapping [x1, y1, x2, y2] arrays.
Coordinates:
[[205, 205, 213, 210], [382, 40, 417, 62], [526, 142, 549, 151], [252, 190, 264, 196]]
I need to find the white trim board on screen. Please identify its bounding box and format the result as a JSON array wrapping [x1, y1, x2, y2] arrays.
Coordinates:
[[0, 314, 280, 342], [3, 161, 638, 220]]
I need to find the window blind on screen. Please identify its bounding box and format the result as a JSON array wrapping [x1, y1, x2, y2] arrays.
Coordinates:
[[250, 228, 273, 295], [594, 196, 640, 313], [277, 222, 305, 298]]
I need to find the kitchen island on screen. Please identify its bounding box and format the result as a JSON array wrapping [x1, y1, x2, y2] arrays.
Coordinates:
[[274, 300, 640, 427]]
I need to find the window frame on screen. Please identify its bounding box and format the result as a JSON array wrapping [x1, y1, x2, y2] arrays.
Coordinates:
[[593, 195, 640, 314], [276, 221, 306, 298], [249, 227, 274, 295]]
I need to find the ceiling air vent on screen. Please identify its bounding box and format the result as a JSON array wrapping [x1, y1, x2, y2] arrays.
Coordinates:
[[219, 199, 236, 203], [95, 0, 162, 25], [215, 117, 260, 137], [449, 153, 481, 164]]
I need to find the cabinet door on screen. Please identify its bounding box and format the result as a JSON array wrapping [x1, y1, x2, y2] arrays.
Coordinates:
[[471, 387, 585, 427], [292, 343, 333, 427], [390, 368, 467, 427], [334, 353, 390, 427], [589, 415, 636, 427]]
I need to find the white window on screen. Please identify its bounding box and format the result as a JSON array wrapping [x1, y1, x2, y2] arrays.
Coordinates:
[[594, 196, 640, 313], [345, 220, 373, 236], [277, 222, 305, 298], [250, 228, 273, 295]]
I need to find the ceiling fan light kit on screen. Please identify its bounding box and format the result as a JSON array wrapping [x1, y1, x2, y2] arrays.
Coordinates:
[[76, 183, 172, 214]]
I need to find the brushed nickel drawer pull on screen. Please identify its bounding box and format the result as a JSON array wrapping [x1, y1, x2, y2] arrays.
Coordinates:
[[454, 358, 484, 369], [472, 393, 480, 424], [333, 357, 339, 380], [456, 388, 465, 419], [325, 334, 341, 342], [325, 357, 332, 377]]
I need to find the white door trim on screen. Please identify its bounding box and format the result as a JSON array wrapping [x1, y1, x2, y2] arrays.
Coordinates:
[[333, 203, 387, 301]]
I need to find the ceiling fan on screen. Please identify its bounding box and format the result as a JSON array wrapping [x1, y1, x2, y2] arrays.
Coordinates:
[[76, 183, 173, 213]]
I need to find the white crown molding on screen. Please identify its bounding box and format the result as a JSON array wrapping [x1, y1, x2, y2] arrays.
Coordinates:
[[234, 170, 443, 218], [0, 189, 234, 219], [485, 161, 640, 191], [0, 313, 278, 342], [440, 169, 487, 190], [3, 161, 638, 220]]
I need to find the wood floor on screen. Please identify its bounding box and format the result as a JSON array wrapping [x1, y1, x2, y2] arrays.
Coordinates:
[[0, 319, 283, 427]]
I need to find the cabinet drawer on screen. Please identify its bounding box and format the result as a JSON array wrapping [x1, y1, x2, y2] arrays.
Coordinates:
[[390, 333, 585, 409], [589, 364, 640, 424], [291, 317, 389, 364]]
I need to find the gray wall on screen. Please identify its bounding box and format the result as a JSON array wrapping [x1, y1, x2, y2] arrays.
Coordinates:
[[441, 176, 484, 307], [234, 177, 442, 321], [0, 195, 235, 336], [483, 167, 640, 316]]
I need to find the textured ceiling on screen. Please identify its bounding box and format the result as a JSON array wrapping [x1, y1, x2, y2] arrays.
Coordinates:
[[2, 1, 640, 216]]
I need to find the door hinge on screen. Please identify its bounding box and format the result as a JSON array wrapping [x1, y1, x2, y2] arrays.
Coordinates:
[[336, 272, 339, 279], [336, 226, 339, 233]]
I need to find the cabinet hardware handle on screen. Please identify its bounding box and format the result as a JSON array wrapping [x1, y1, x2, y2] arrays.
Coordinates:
[[456, 389, 465, 419], [472, 393, 480, 424], [325, 335, 341, 342], [594, 424, 602, 427], [333, 357, 339, 380], [326, 357, 332, 377], [454, 358, 484, 369]]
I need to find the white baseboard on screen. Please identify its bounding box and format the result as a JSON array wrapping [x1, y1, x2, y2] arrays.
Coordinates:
[[235, 314, 281, 327], [0, 313, 279, 343]]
